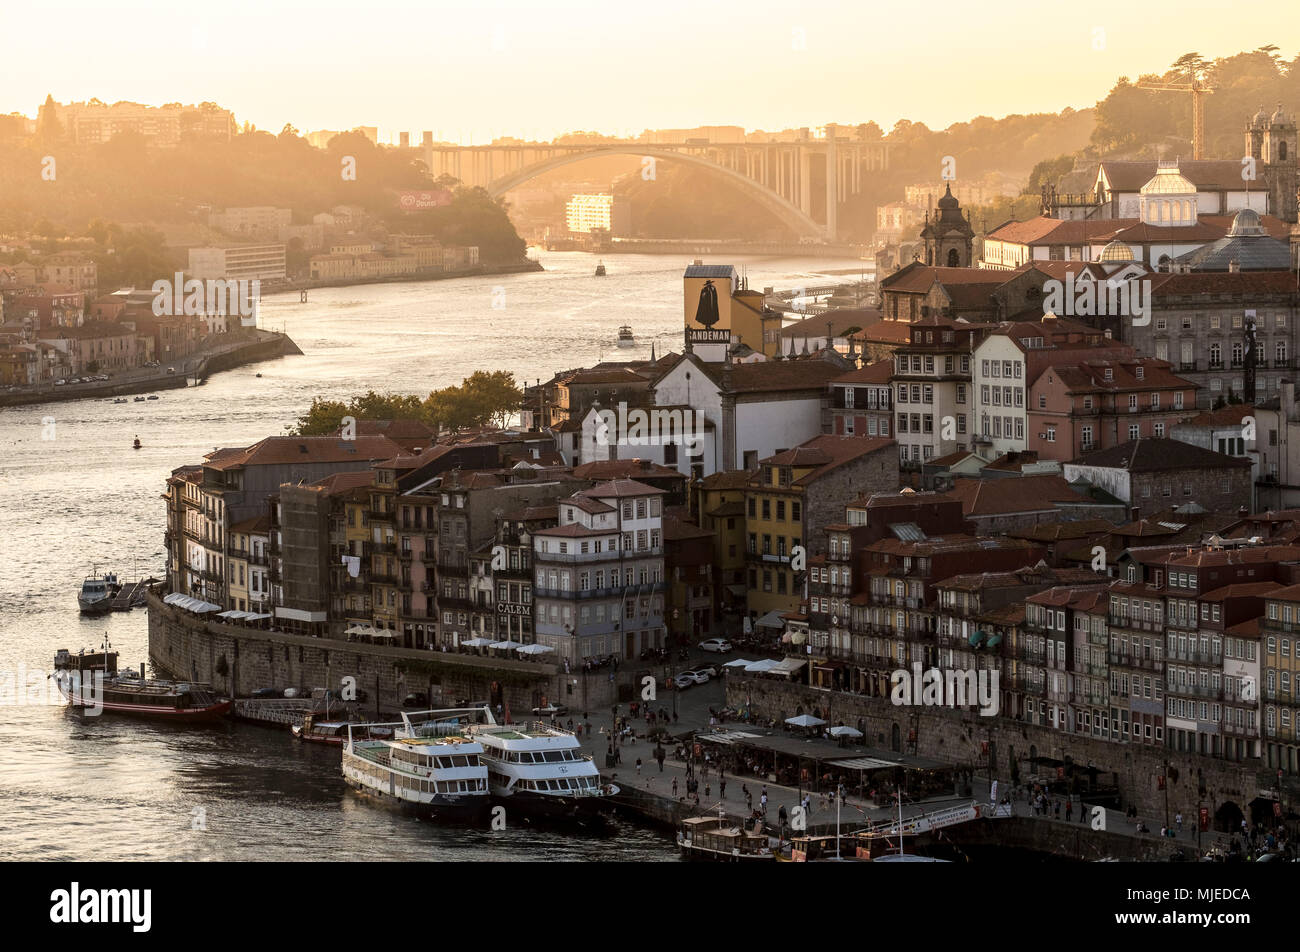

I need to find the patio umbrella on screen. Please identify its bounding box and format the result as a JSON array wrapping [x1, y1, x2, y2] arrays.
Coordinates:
[[829, 725, 863, 738], [516, 644, 554, 655], [785, 714, 826, 727]]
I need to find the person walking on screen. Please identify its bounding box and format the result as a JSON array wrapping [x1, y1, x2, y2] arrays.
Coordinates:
[[672, 778, 679, 798], [719, 778, 726, 799], [1176, 812, 1183, 834], [614, 745, 622, 765], [760, 792, 768, 816], [1065, 799, 1073, 822], [636, 757, 642, 776], [1054, 799, 1061, 820]]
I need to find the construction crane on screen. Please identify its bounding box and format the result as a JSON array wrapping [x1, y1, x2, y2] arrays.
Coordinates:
[[1136, 76, 1215, 159]]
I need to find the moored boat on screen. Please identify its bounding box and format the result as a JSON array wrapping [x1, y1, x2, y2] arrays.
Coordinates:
[[617, 325, 634, 347], [677, 810, 776, 861], [52, 645, 232, 720], [595, 261, 606, 276], [341, 710, 490, 823], [465, 713, 617, 821], [292, 712, 353, 745], [78, 571, 120, 614]]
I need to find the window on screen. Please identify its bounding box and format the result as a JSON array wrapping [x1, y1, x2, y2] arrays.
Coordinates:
[[956, 384, 966, 404], [1129, 424, 1140, 440], [1045, 426, 1056, 443]]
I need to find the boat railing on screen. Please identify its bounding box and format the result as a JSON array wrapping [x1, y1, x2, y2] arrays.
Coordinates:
[[528, 720, 575, 736]]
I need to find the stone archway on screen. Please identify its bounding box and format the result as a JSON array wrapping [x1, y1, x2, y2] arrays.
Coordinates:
[[1215, 800, 1244, 834]]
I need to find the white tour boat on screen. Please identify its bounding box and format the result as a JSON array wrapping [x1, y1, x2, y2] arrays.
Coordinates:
[[465, 711, 617, 820], [341, 710, 490, 822]]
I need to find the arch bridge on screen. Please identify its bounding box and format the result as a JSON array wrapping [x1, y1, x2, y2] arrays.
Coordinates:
[[423, 128, 888, 241]]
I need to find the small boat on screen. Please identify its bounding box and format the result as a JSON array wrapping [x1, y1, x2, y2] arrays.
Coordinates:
[[113, 398, 128, 404], [133, 396, 145, 402], [146, 394, 159, 400], [78, 570, 121, 614], [292, 713, 352, 745], [594, 261, 606, 276], [255, 373, 263, 378], [52, 643, 232, 721], [617, 325, 635, 348], [678, 810, 776, 862], [132, 436, 141, 450]]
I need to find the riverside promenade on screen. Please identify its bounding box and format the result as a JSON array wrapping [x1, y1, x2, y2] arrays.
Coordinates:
[[559, 673, 1241, 860]]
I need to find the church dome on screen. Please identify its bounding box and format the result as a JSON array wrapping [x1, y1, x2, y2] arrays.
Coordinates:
[[937, 183, 959, 209], [1253, 105, 1269, 127], [1140, 164, 1196, 195], [1272, 103, 1291, 125], [1228, 207, 1267, 237], [1099, 239, 1135, 262]]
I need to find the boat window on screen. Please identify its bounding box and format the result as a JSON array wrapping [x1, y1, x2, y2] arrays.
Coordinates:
[[543, 751, 563, 763]]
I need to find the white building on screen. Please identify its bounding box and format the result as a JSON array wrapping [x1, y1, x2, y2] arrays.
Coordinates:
[[188, 244, 287, 281], [532, 479, 666, 663], [971, 332, 1029, 457]]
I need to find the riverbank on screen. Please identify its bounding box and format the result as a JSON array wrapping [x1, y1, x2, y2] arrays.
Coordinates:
[[0, 330, 302, 408], [266, 258, 543, 297]]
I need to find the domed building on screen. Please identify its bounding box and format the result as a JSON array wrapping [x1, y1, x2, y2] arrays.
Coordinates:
[[920, 184, 975, 268], [1098, 239, 1137, 264], [1171, 207, 1293, 271]]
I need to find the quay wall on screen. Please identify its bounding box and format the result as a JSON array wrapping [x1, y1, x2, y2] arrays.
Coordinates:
[[148, 592, 645, 715], [726, 675, 1266, 823]]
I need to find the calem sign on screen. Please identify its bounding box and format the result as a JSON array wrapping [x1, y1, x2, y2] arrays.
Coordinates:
[[397, 189, 452, 211]]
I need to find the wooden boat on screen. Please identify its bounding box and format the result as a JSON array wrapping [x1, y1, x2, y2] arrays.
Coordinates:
[[52, 644, 231, 721], [677, 811, 776, 861]]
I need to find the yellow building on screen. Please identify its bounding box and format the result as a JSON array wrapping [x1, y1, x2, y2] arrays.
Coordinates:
[[228, 515, 271, 614], [1262, 584, 1300, 774], [743, 456, 809, 619], [682, 263, 782, 359]]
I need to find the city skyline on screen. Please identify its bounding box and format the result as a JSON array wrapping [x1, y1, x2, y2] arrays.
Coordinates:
[[2, 0, 1296, 144]]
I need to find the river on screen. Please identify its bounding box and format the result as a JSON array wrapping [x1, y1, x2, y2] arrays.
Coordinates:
[[0, 250, 869, 860]]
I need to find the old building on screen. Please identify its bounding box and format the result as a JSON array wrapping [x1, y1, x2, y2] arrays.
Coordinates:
[[1064, 439, 1253, 517], [828, 358, 893, 437]]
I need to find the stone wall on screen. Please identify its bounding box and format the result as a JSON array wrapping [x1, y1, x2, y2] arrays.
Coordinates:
[[727, 674, 1264, 823]]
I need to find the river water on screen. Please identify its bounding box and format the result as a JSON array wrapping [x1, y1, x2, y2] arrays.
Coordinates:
[[0, 250, 868, 860]]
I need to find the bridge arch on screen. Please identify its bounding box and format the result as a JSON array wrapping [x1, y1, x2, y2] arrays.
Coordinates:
[[484, 146, 824, 239]]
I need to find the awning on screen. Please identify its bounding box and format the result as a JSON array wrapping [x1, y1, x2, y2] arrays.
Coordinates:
[[489, 640, 523, 649], [461, 637, 495, 647], [516, 644, 554, 655], [695, 730, 763, 746], [217, 610, 251, 620], [828, 725, 863, 738], [723, 658, 755, 668], [755, 610, 787, 630], [785, 713, 826, 727], [744, 659, 780, 673], [771, 658, 808, 675], [828, 756, 901, 771]]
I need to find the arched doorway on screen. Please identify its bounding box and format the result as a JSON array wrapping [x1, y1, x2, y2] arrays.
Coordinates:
[[947, 248, 961, 267], [1215, 800, 1244, 834], [891, 722, 901, 752]]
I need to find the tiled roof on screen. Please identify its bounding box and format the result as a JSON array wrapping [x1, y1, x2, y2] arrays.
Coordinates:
[[832, 358, 893, 385], [1071, 438, 1251, 471], [204, 435, 405, 471], [1100, 159, 1273, 192], [1148, 271, 1300, 297], [578, 478, 666, 498], [1047, 357, 1195, 394], [778, 310, 883, 338], [945, 474, 1092, 516], [573, 460, 685, 481], [757, 435, 893, 486], [1174, 405, 1257, 428], [700, 470, 753, 491]]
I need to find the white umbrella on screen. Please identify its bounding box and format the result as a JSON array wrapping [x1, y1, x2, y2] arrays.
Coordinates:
[[785, 714, 827, 727], [723, 658, 754, 668], [489, 640, 523, 650], [829, 725, 863, 738], [461, 637, 495, 647], [516, 644, 554, 655]]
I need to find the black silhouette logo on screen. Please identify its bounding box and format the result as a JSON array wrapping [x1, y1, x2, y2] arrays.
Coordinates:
[[695, 280, 719, 327]]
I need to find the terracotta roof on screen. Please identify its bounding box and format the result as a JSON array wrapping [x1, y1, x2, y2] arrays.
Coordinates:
[[1071, 438, 1251, 471], [1174, 405, 1257, 428], [832, 358, 893, 385], [700, 470, 753, 491], [565, 367, 649, 386], [1008, 519, 1115, 542], [1100, 159, 1280, 193], [568, 496, 615, 514], [757, 435, 893, 486], [1198, 581, 1282, 602], [662, 515, 713, 542], [204, 435, 405, 471], [945, 474, 1089, 516], [229, 514, 271, 534], [861, 320, 914, 345], [1046, 358, 1196, 395], [310, 470, 376, 494], [726, 359, 848, 394], [1148, 271, 1300, 297], [578, 478, 666, 498], [880, 264, 1008, 294], [778, 310, 883, 338]]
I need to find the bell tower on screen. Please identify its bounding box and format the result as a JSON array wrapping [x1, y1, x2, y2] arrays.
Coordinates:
[[1262, 104, 1298, 223]]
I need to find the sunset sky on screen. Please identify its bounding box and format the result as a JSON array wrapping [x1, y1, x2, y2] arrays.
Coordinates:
[[2, 0, 1296, 142]]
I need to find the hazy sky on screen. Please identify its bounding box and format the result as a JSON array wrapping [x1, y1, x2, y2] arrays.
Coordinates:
[[2, 0, 1296, 142]]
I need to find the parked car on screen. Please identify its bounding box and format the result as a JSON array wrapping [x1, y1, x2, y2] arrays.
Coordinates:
[[688, 664, 718, 678], [54, 380, 66, 386], [681, 670, 712, 684], [673, 673, 697, 689], [698, 638, 733, 653], [531, 704, 568, 716]]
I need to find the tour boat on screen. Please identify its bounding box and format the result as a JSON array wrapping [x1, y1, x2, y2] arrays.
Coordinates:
[[341, 711, 490, 822], [464, 713, 617, 820], [595, 261, 606, 276], [51, 645, 232, 720], [617, 325, 635, 347], [78, 571, 120, 613], [133, 436, 141, 450], [677, 810, 776, 862]]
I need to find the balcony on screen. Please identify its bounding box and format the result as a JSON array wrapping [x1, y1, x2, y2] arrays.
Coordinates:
[[1264, 687, 1299, 705], [398, 549, 413, 561], [537, 546, 662, 564], [1169, 682, 1223, 700], [1108, 651, 1160, 671], [369, 508, 393, 522], [1208, 361, 1224, 370], [1179, 361, 1198, 372], [1222, 719, 1257, 738], [1166, 649, 1222, 666], [1107, 614, 1162, 633], [1080, 442, 1098, 454], [374, 541, 396, 555], [372, 572, 398, 585]]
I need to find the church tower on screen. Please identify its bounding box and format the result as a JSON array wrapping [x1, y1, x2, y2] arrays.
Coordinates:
[[1262, 104, 1298, 224], [920, 184, 975, 268]]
